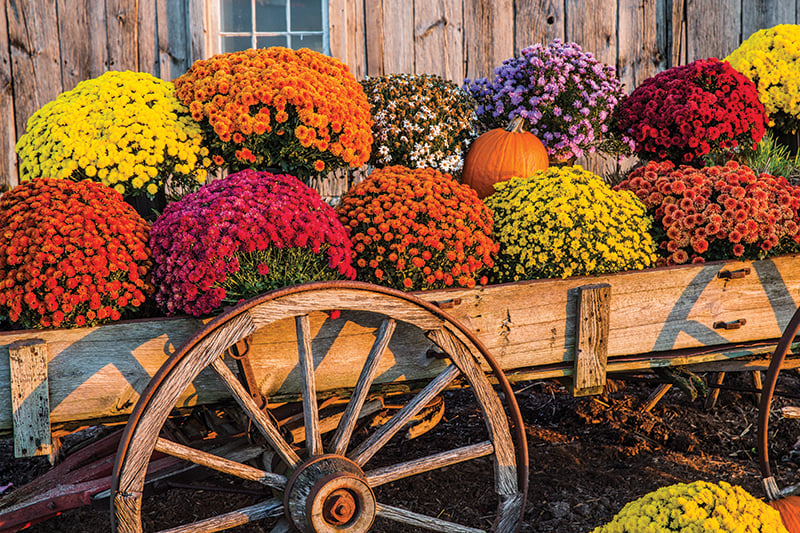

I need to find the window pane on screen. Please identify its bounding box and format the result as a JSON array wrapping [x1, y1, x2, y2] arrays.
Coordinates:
[[256, 0, 287, 32], [223, 36, 254, 53], [257, 35, 289, 49], [290, 33, 323, 53], [291, 0, 322, 31], [221, 0, 252, 32]]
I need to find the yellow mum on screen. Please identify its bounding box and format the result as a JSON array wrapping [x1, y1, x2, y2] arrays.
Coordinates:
[[486, 165, 657, 281], [593, 481, 788, 532], [16, 70, 212, 198], [727, 24, 800, 132]]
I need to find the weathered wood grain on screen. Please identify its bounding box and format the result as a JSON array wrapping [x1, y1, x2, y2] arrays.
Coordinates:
[[187, 0, 206, 67], [0, 256, 798, 433], [9, 339, 50, 457], [463, 0, 514, 79], [618, 0, 663, 92], [376, 503, 486, 533], [157, 499, 283, 533], [381, 0, 414, 74], [571, 284, 611, 397], [330, 0, 366, 78], [296, 314, 322, 456], [116, 312, 258, 497], [514, 0, 565, 51], [565, 0, 616, 67], [0, 2, 17, 192], [154, 437, 287, 489], [156, 0, 171, 79], [6, 0, 63, 139], [137, 0, 157, 75], [365, 440, 494, 487], [330, 318, 395, 455], [106, 0, 139, 71], [56, 0, 107, 92], [414, 0, 463, 81], [427, 327, 518, 498], [741, 0, 796, 43], [364, 0, 385, 77], [686, 0, 742, 61], [670, 0, 688, 66], [348, 364, 460, 466]]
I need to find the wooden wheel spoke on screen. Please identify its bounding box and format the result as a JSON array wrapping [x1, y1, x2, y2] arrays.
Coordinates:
[[330, 317, 396, 455], [365, 441, 494, 488], [154, 437, 287, 490], [349, 364, 461, 466], [376, 503, 486, 533], [210, 357, 301, 468], [296, 314, 322, 456], [155, 498, 283, 533]]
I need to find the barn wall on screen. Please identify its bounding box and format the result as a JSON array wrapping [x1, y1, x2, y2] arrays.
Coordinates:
[[1, 0, 798, 190]]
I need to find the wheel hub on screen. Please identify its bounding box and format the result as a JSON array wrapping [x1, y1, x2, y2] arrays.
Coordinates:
[[284, 455, 375, 532]]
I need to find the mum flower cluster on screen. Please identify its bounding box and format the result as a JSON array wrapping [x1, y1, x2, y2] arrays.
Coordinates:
[[173, 47, 373, 179], [486, 166, 656, 281], [150, 169, 355, 316], [336, 165, 498, 291], [592, 480, 788, 532], [0, 179, 152, 329], [362, 74, 477, 173], [16, 71, 211, 198], [465, 39, 626, 161], [726, 24, 800, 133], [616, 160, 800, 266], [614, 58, 767, 165]]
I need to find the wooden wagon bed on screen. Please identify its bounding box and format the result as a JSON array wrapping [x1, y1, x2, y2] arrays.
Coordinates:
[[2, 254, 798, 436]]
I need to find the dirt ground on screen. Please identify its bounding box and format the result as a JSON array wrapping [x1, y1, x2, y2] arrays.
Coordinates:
[[2, 370, 800, 533]]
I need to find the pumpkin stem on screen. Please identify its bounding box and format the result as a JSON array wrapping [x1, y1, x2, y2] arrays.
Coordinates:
[[506, 116, 526, 133]]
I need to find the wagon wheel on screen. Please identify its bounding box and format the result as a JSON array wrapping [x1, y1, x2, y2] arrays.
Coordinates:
[[111, 281, 528, 533], [758, 304, 800, 504]]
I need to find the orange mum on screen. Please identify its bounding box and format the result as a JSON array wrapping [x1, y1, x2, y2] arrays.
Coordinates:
[[174, 47, 373, 180], [336, 165, 498, 291], [0, 179, 153, 329]]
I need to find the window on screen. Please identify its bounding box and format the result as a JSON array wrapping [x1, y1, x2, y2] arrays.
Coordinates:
[[218, 0, 328, 55]]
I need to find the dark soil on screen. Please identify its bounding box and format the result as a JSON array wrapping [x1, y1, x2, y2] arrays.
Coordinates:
[[2, 371, 800, 532]]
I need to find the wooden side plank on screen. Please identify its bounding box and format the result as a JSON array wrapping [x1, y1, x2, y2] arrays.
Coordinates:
[[413, 0, 463, 82], [0, 256, 798, 432], [571, 284, 611, 396], [330, 0, 366, 79], [156, 0, 171, 79], [106, 0, 139, 71], [363, 0, 384, 77], [670, 0, 688, 67], [686, 0, 741, 61], [463, 0, 514, 79], [565, 0, 616, 67], [56, 0, 107, 92], [9, 339, 51, 457], [740, 0, 796, 43], [0, 2, 17, 192], [137, 0, 157, 75], [514, 0, 565, 51], [381, 0, 414, 74], [617, 0, 662, 93], [6, 0, 63, 141]]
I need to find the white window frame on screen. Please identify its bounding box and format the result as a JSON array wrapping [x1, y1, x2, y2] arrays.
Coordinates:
[[205, 0, 329, 57]]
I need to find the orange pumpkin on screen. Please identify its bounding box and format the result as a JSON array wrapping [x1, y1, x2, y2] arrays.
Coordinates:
[[769, 496, 800, 532], [461, 116, 549, 198]]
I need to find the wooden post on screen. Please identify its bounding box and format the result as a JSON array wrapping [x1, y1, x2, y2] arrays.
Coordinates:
[[571, 284, 611, 397], [8, 339, 51, 458]]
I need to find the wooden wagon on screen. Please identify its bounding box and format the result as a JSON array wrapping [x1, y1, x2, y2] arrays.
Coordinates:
[[1, 253, 799, 533]]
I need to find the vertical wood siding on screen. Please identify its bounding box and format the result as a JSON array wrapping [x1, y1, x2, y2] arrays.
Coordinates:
[[1, 0, 799, 190]]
